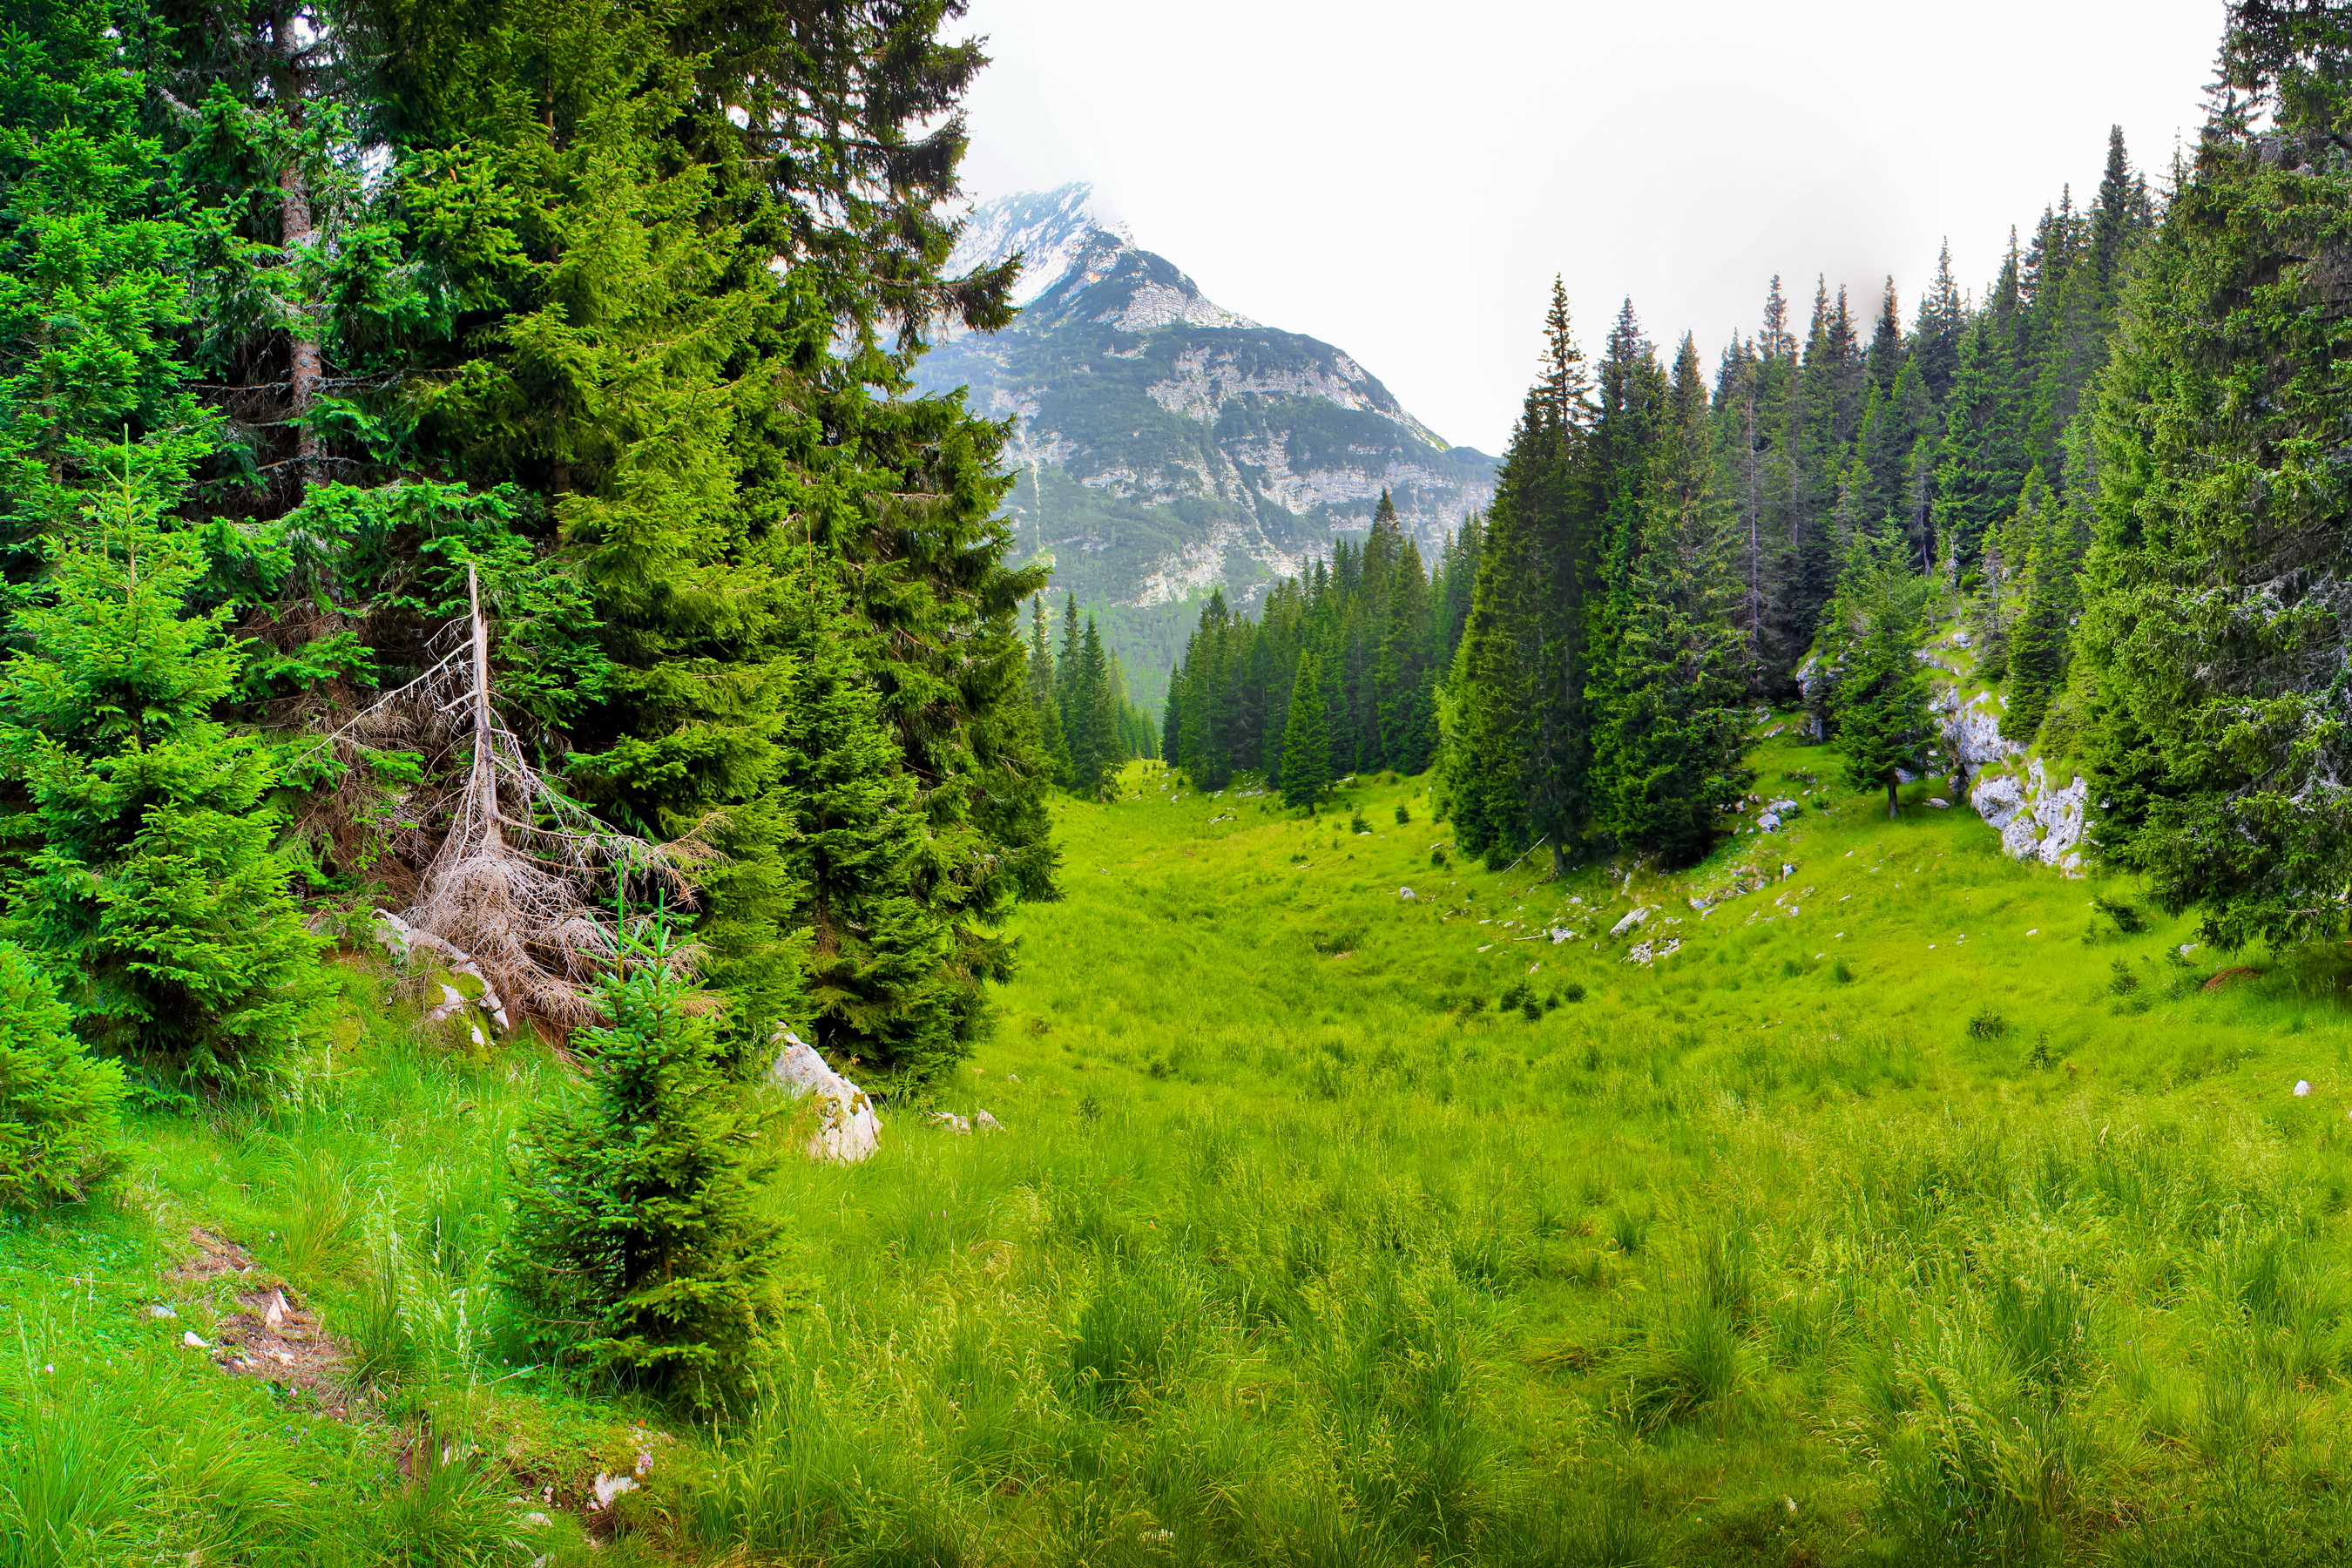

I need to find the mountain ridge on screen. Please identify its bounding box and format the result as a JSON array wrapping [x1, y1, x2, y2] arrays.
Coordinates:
[[916, 185, 1497, 703]]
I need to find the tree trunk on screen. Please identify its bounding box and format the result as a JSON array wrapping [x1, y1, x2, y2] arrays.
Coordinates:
[[274, 4, 321, 494], [469, 564, 503, 857], [1887, 776, 1899, 820]]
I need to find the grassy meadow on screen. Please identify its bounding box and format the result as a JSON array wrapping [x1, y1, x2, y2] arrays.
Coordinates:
[[10, 728, 2352, 1565]]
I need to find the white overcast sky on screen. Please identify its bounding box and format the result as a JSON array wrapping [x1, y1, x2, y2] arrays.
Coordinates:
[[954, 0, 2223, 455]]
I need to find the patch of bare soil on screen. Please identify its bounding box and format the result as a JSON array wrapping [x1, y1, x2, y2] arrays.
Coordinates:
[[168, 1227, 358, 1417]]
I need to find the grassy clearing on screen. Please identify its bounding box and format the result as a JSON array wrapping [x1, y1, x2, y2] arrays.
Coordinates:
[[10, 727, 2352, 1564]]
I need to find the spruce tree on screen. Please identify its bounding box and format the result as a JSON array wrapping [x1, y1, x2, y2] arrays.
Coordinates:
[[0, 466, 321, 1079], [0, 941, 125, 1208], [1075, 618, 1120, 797], [2076, 15, 2352, 946], [1934, 316, 2031, 569], [1375, 538, 1437, 773], [503, 922, 781, 1403], [1280, 653, 1333, 809], [1028, 598, 1071, 784], [1589, 337, 1752, 864], [1914, 241, 1968, 401], [0, 5, 214, 556], [1826, 530, 1935, 820], [778, 572, 960, 1085]]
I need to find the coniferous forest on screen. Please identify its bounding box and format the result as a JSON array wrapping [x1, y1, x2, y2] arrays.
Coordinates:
[[21, 3, 2352, 1564], [1168, 125, 2155, 872]]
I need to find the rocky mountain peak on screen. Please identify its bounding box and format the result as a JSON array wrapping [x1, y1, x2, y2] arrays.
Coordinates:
[[918, 186, 1497, 705]]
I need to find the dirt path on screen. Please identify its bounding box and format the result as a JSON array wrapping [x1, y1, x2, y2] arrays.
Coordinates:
[[166, 1227, 359, 1417]]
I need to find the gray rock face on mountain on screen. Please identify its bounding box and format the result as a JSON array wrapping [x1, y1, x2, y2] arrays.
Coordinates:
[[914, 186, 1497, 701]]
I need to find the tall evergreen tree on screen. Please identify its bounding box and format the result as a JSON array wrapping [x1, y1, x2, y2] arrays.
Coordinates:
[[1279, 652, 1332, 809], [1028, 597, 1070, 784], [1589, 337, 1753, 864], [2077, 13, 2352, 947], [1825, 530, 1935, 819]]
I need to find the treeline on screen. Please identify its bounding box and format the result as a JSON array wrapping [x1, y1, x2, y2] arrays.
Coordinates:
[[1442, 124, 2156, 872], [1166, 126, 2157, 872], [0, 0, 1053, 1090], [1160, 492, 1480, 804], [1025, 593, 1159, 797]]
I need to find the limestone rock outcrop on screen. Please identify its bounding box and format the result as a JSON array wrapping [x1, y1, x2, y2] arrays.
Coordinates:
[[770, 1030, 882, 1164]]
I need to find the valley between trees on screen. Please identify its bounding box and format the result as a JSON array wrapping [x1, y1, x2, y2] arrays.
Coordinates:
[[14, 755, 2352, 1564], [14, 2, 2352, 1564]]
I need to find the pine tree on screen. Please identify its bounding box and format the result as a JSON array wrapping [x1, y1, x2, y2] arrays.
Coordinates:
[[0, 941, 125, 1208], [1075, 618, 1119, 797], [0, 464, 322, 1079], [2004, 506, 2072, 745], [1280, 653, 1333, 809], [780, 573, 958, 1086], [1826, 530, 1935, 819], [1581, 301, 1670, 851], [1029, 598, 1071, 784], [0, 5, 214, 558], [2077, 19, 2352, 947], [1914, 241, 1968, 401], [1376, 537, 1437, 773], [503, 923, 781, 1404], [1589, 336, 1753, 864], [1933, 316, 2030, 569]]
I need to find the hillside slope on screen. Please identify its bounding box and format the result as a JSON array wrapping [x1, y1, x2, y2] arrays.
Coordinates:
[[10, 739, 2352, 1564]]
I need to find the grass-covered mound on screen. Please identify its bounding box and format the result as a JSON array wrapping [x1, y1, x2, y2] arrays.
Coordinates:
[[10, 734, 2352, 1565]]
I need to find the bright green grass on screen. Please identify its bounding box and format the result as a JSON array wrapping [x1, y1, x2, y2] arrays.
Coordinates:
[[13, 732, 2352, 1565]]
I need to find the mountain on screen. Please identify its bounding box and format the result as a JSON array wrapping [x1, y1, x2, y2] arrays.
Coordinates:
[[911, 185, 1497, 706]]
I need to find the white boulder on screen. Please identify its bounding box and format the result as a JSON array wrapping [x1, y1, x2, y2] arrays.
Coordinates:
[[1609, 905, 1652, 939], [769, 1030, 882, 1163]]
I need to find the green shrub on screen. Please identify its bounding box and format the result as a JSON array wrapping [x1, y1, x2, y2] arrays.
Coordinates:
[[1968, 1010, 2010, 1040], [1498, 979, 1540, 1021], [501, 923, 782, 1404], [1430, 845, 1450, 869], [1394, 801, 1411, 825], [1560, 981, 1587, 1004], [2110, 959, 2142, 996], [1832, 958, 1855, 983], [1308, 923, 1366, 956], [0, 942, 125, 1207], [1348, 811, 1371, 835], [2092, 894, 2147, 934]]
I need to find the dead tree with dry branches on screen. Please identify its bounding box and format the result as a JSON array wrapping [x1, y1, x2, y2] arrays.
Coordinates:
[[314, 564, 715, 1030]]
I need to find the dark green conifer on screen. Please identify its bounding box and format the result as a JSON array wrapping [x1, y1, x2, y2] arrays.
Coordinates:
[[1826, 531, 1935, 819], [2076, 19, 2352, 945], [1280, 653, 1333, 809], [1029, 598, 1070, 784], [1589, 337, 1753, 864], [503, 923, 781, 1404], [0, 467, 322, 1079]]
